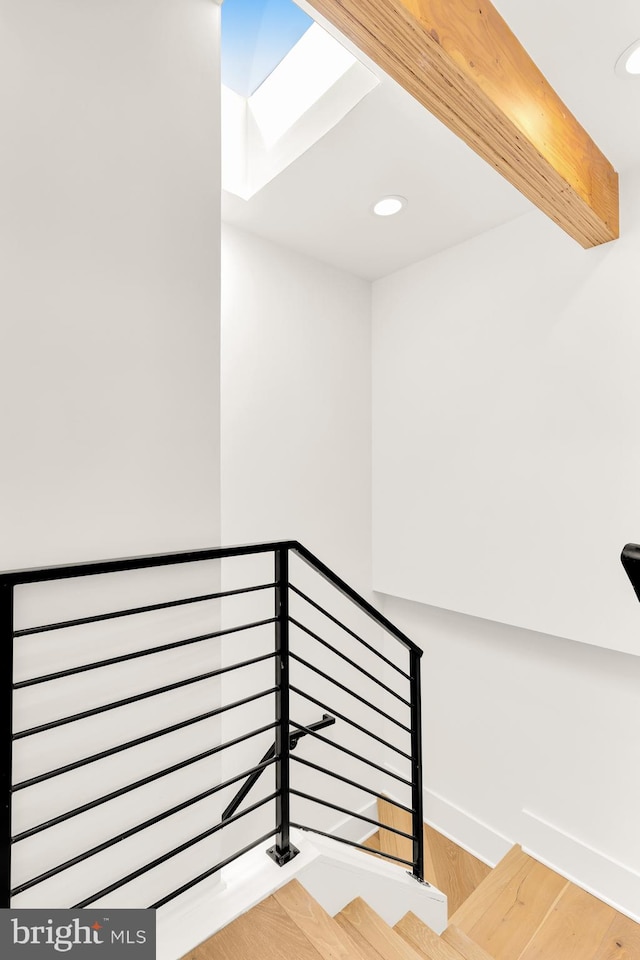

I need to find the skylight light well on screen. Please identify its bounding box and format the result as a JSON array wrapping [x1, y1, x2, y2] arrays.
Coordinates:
[[221, 0, 379, 201], [221, 0, 313, 97], [249, 24, 358, 148]]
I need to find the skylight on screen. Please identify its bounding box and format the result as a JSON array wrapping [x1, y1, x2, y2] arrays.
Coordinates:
[[221, 0, 314, 97], [221, 0, 379, 201]]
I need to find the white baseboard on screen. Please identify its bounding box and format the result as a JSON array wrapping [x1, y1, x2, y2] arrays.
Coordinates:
[[522, 809, 640, 924], [383, 766, 513, 869], [422, 788, 513, 868], [329, 769, 640, 927], [408, 788, 640, 924]]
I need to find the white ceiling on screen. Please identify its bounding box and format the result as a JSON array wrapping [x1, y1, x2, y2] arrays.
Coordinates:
[[221, 0, 640, 281]]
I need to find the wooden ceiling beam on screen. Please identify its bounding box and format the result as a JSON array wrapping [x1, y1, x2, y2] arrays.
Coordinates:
[[304, 0, 619, 247]]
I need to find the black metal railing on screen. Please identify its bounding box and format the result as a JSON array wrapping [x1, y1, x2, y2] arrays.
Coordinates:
[[1, 540, 424, 910]]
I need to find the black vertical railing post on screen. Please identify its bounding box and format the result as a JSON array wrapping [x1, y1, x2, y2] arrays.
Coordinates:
[[267, 548, 299, 865], [409, 647, 424, 881], [1, 581, 14, 906]]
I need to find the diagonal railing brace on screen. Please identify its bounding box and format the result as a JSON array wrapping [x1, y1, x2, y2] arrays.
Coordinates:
[[221, 714, 335, 823]]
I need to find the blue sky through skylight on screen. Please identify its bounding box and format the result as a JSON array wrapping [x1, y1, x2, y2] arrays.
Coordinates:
[[222, 0, 314, 97]]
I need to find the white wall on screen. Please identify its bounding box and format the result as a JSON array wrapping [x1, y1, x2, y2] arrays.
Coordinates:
[[372, 166, 640, 917], [0, 0, 221, 569], [372, 164, 640, 656], [1, 0, 223, 911], [379, 591, 640, 920], [219, 227, 413, 853], [221, 222, 372, 589]]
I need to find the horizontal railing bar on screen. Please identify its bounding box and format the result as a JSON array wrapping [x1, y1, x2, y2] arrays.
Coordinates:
[[14, 618, 276, 689], [290, 652, 411, 733], [290, 687, 412, 761], [13, 617, 275, 690], [291, 824, 414, 868], [290, 617, 411, 706], [149, 829, 278, 910], [289, 719, 412, 786], [14, 649, 276, 739], [291, 790, 416, 841], [12, 722, 278, 843], [12, 759, 278, 896], [291, 543, 420, 653], [290, 756, 413, 814], [290, 585, 410, 678], [1, 541, 296, 585], [13, 582, 275, 638], [13, 688, 277, 791], [73, 792, 279, 908]]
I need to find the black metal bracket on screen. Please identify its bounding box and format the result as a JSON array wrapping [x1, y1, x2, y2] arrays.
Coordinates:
[[221, 714, 335, 823], [407, 872, 432, 887], [266, 842, 300, 866]]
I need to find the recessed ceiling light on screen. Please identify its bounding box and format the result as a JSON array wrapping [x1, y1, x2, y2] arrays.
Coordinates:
[[372, 195, 407, 217], [615, 40, 640, 77]]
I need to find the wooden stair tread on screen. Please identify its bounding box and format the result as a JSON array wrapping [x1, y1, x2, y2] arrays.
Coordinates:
[[394, 911, 464, 960], [460, 852, 570, 960], [423, 822, 492, 917], [336, 914, 389, 960], [447, 844, 530, 931], [364, 833, 382, 852], [184, 816, 640, 960], [517, 882, 617, 960], [377, 798, 491, 915], [191, 894, 329, 960], [591, 911, 640, 960], [441, 926, 495, 960], [273, 879, 370, 960], [336, 898, 426, 960]]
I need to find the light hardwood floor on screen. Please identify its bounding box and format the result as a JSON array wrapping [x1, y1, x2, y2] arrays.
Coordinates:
[[182, 820, 640, 960]]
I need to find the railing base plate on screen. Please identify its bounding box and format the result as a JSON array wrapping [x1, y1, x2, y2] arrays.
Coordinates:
[[266, 843, 300, 866]]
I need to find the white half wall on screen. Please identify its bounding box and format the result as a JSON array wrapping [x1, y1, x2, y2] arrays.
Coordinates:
[[372, 164, 640, 656]]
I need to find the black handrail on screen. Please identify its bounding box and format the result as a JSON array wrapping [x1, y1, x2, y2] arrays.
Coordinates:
[[2, 538, 420, 652], [221, 714, 336, 822], [0, 541, 288, 585], [621, 543, 640, 603], [290, 542, 418, 652], [1, 539, 424, 910]]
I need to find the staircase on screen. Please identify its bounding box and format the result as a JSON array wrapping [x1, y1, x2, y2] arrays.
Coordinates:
[[368, 799, 491, 915], [7, 539, 637, 957], [185, 800, 640, 960]]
